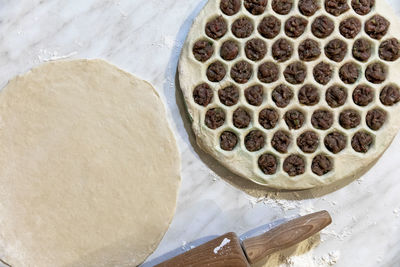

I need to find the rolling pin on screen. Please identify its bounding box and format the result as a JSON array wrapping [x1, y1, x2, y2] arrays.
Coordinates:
[[156, 210, 332, 267]]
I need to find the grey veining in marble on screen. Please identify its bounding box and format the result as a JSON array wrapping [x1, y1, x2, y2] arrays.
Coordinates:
[[0, 1, 400, 266]]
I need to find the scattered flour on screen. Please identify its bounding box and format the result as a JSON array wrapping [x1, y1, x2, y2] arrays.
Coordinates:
[[162, 35, 177, 49], [316, 251, 341, 266], [152, 35, 182, 50], [37, 49, 77, 62], [180, 240, 196, 252], [393, 208, 400, 217], [213, 238, 230, 254], [174, 190, 344, 266], [210, 172, 219, 182], [244, 192, 345, 266], [279, 251, 339, 267], [245, 192, 315, 215], [181, 241, 187, 251], [321, 228, 352, 241], [256, 236, 340, 267]]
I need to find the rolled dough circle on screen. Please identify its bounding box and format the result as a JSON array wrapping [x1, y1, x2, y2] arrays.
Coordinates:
[[0, 59, 180, 266]]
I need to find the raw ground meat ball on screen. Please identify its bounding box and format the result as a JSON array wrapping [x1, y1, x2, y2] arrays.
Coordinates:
[[207, 61, 226, 82], [259, 108, 279, 129], [220, 0, 241, 16], [285, 16, 308, 38], [365, 62, 387, 84], [245, 85, 264, 106], [324, 132, 347, 154], [312, 110, 334, 130], [312, 16, 335, 39], [220, 40, 239, 61], [245, 38, 267, 61], [298, 84, 320, 106], [233, 108, 251, 129], [352, 131, 373, 153], [353, 85, 374, 106], [339, 109, 361, 129], [245, 130, 265, 152], [339, 62, 360, 84], [284, 62, 307, 84], [366, 109, 387, 131], [193, 83, 213, 106], [258, 16, 281, 39], [351, 0, 374, 16], [313, 62, 333, 85], [231, 61, 253, 84], [272, 38, 294, 62], [325, 0, 350, 16], [220, 131, 238, 151], [352, 38, 372, 62], [365, 15, 390, 40], [258, 154, 278, 175], [205, 16, 228, 40], [299, 0, 320, 16], [283, 155, 306, 176], [244, 0, 268, 15], [325, 39, 348, 62], [193, 40, 214, 62], [258, 62, 279, 83], [297, 131, 320, 153], [312, 155, 333, 176], [272, 84, 294, 108], [219, 85, 240, 106], [298, 39, 321, 61], [285, 110, 305, 130], [379, 39, 400, 62], [326, 85, 347, 108], [272, 130, 292, 153], [380, 84, 400, 106], [232, 17, 254, 38], [339, 17, 361, 39], [205, 108, 226, 129], [272, 0, 293, 15]]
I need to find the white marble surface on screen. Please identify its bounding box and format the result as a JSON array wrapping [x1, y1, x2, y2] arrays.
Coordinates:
[[0, 0, 400, 266]]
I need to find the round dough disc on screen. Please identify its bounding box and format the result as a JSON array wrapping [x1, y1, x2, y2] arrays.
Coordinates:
[[0, 59, 180, 266], [179, 0, 400, 189]]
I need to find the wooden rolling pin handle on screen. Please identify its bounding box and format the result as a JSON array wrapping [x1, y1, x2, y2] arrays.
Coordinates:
[[242, 210, 332, 264]]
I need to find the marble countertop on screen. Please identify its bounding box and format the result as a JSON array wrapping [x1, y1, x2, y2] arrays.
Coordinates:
[[0, 1, 399, 266]]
